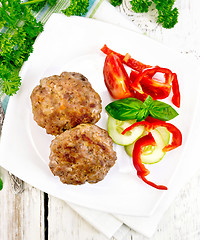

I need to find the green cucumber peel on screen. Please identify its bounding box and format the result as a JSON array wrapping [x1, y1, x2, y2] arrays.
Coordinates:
[[105, 95, 178, 122]]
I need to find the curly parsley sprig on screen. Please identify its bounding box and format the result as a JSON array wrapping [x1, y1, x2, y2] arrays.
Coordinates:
[[0, 0, 43, 96], [129, 0, 179, 29], [21, 0, 57, 12], [155, 0, 179, 29], [62, 0, 89, 16], [0, 0, 91, 97], [109, 0, 179, 29], [110, 0, 122, 7]]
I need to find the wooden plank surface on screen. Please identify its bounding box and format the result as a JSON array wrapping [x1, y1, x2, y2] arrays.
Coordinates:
[[0, 169, 45, 240], [1, 0, 200, 239]]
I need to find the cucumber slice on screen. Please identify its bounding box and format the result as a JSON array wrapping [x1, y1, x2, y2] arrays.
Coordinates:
[[107, 115, 145, 146], [125, 142, 135, 157], [125, 127, 170, 163], [124, 131, 147, 157], [141, 129, 165, 164], [156, 126, 170, 145]]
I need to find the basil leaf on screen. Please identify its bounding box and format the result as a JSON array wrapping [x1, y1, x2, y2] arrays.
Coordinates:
[[135, 95, 154, 121], [105, 98, 143, 120], [0, 177, 3, 191], [149, 100, 179, 121], [105, 95, 179, 122], [142, 95, 154, 108], [137, 108, 149, 121], [136, 96, 153, 121]]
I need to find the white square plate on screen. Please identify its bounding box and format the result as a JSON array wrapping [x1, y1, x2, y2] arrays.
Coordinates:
[[0, 14, 200, 216]]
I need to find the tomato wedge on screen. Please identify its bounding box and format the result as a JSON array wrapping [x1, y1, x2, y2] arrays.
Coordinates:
[[103, 53, 132, 99]]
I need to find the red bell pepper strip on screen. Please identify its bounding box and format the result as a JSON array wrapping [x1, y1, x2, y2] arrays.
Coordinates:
[[129, 70, 149, 101], [151, 122, 182, 152], [101, 44, 151, 72], [122, 121, 152, 133], [130, 70, 171, 100], [145, 115, 166, 124], [133, 133, 168, 190], [141, 78, 171, 100], [123, 118, 182, 190], [145, 116, 182, 151], [171, 73, 181, 108], [130, 67, 174, 94], [103, 53, 132, 99], [122, 119, 182, 152]]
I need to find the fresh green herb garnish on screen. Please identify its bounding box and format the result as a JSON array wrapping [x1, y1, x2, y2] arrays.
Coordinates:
[[105, 96, 178, 122], [129, 0, 179, 29], [110, 0, 178, 28], [0, 177, 3, 191], [149, 99, 179, 121], [0, 0, 43, 96], [110, 0, 122, 7], [155, 0, 179, 29], [106, 98, 143, 121], [0, 0, 91, 97], [130, 0, 152, 13], [22, 0, 58, 12], [62, 0, 89, 16]]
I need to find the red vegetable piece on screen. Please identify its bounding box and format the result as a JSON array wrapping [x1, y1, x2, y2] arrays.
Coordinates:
[[140, 77, 171, 100], [101, 45, 181, 106], [103, 53, 132, 99], [145, 116, 166, 124], [151, 122, 182, 152], [132, 133, 168, 190], [122, 118, 182, 152], [128, 70, 148, 101], [101, 44, 151, 72], [122, 121, 152, 135], [130, 70, 171, 100], [130, 67, 174, 94], [171, 73, 181, 108]]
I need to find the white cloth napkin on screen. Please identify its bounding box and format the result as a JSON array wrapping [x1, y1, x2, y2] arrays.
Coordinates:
[[63, 1, 200, 239]]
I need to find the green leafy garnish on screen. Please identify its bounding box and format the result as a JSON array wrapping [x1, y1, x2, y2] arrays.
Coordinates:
[[156, 1, 179, 29], [0, 64, 21, 96], [0, 177, 3, 191], [106, 98, 144, 121], [149, 99, 179, 121], [0, 0, 92, 96], [130, 0, 152, 13], [110, 0, 122, 7], [130, 0, 179, 28], [22, 0, 58, 12], [0, 0, 43, 96], [105, 96, 178, 122], [62, 0, 89, 16]]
